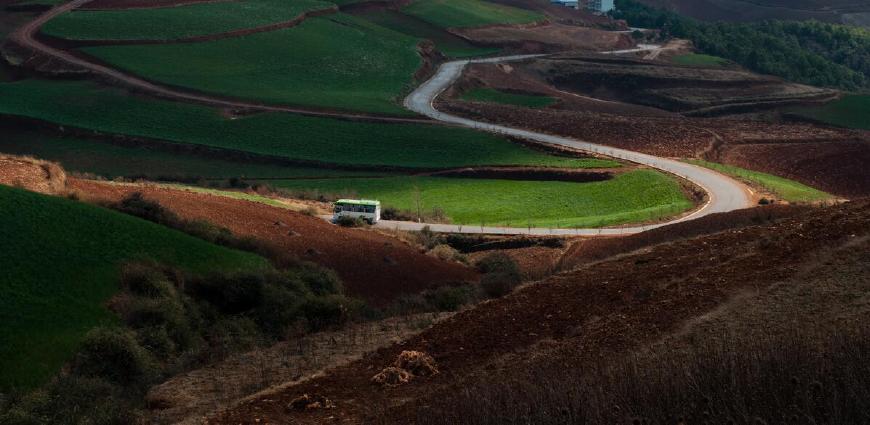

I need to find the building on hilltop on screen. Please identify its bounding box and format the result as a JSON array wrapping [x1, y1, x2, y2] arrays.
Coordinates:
[[551, 0, 614, 14], [550, 0, 579, 9]]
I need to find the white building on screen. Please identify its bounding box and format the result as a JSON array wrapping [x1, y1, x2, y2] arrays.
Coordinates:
[[587, 0, 614, 14], [550, 0, 579, 9]]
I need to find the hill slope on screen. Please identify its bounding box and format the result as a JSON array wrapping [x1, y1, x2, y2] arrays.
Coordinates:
[[0, 185, 267, 390]]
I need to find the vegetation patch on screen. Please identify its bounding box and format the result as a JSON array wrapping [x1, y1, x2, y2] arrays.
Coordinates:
[[81, 14, 421, 115], [686, 159, 833, 203], [269, 170, 694, 228], [790, 94, 870, 130], [671, 53, 729, 67], [613, 0, 870, 91], [461, 88, 556, 108], [403, 0, 543, 29], [0, 79, 604, 169], [351, 9, 500, 58], [42, 0, 332, 41], [0, 185, 266, 391]]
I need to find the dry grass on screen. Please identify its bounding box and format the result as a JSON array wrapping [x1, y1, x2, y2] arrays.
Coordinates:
[[0, 154, 66, 194]]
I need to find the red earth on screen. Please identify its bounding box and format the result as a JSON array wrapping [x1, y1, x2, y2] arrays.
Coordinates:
[[69, 179, 478, 306]]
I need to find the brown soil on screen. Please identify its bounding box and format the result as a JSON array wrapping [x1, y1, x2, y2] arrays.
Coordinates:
[[470, 244, 567, 281], [68, 178, 478, 305], [487, 0, 623, 28], [451, 23, 633, 53], [211, 199, 870, 424], [145, 313, 451, 425], [0, 154, 66, 194]]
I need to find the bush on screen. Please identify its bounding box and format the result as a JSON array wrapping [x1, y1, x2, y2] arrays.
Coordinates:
[[425, 285, 477, 312], [335, 215, 367, 227], [0, 375, 138, 425], [429, 244, 467, 264], [295, 263, 343, 296], [120, 262, 177, 299], [188, 271, 267, 314], [300, 295, 366, 330], [114, 192, 179, 226], [475, 252, 520, 276], [71, 327, 155, 386], [416, 226, 442, 249], [480, 272, 521, 298]]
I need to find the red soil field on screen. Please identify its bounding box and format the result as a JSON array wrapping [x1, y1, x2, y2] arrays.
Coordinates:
[[211, 199, 870, 424], [69, 179, 478, 305]]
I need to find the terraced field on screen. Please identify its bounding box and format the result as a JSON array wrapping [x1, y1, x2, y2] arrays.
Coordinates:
[[0, 185, 267, 390], [270, 170, 693, 228], [791, 95, 870, 130], [41, 0, 332, 41], [80, 14, 422, 115], [351, 8, 500, 58], [0, 127, 389, 180], [0, 79, 612, 169], [671, 53, 728, 67], [403, 0, 544, 29], [461, 87, 556, 108]]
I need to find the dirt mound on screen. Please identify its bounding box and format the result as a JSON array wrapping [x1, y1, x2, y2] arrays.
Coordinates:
[[69, 179, 478, 305], [211, 199, 870, 424], [0, 154, 66, 194], [371, 367, 412, 387], [287, 394, 334, 411], [394, 350, 439, 377]]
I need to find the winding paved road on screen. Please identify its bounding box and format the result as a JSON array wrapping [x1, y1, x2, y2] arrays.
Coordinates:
[[12, 2, 753, 235], [383, 54, 754, 235]]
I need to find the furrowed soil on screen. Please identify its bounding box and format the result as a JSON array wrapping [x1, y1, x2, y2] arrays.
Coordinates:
[[210, 199, 870, 424], [451, 23, 633, 53], [0, 154, 65, 194], [441, 57, 870, 198], [69, 179, 478, 305]]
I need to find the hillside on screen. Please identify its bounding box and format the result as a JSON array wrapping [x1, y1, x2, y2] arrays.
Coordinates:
[[214, 199, 870, 423], [0, 184, 267, 390], [637, 0, 870, 27]]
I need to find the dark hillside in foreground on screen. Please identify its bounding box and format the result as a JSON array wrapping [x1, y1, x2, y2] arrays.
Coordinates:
[[0, 184, 266, 390]]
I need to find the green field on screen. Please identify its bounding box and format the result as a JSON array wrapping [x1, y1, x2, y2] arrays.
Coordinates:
[[0, 79, 617, 170], [81, 14, 421, 115], [0, 185, 267, 390], [268, 169, 693, 227], [686, 159, 833, 203], [351, 9, 500, 58], [461, 87, 557, 108], [0, 127, 390, 180], [671, 53, 729, 67], [403, 0, 543, 29], [42, 0, 332, 41], [790, 95, 870, 130]]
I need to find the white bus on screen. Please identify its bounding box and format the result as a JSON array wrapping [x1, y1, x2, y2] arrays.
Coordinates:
[[333, 199, 381, 224]]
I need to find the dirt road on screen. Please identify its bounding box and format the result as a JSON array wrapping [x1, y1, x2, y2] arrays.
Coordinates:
[[7, 0, 429, 124]]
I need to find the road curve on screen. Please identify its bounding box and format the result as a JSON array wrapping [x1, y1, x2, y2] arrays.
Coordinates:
[[8, 0, 430, 124], [382, 54, 754, 236]]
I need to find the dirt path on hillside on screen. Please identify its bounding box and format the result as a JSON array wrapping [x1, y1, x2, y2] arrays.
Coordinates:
[[7, 0, 430, 124], [69, 179, 478, 305]]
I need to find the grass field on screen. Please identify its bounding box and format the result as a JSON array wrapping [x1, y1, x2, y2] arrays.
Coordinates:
[[0, 126, 390, 180], [461, 88, 556, 108], [0, 185, 267, 390], [790, 95, 870, 130], [351, 9, 500, 58], [269, 169, 693, 227], [81, 14, 421, 115], [671, 53, 729, 67], [686, 159, 833, 202], [42, 0, 332, 41], [402, 0, 543, 29], [0, 79, 617, 170]]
